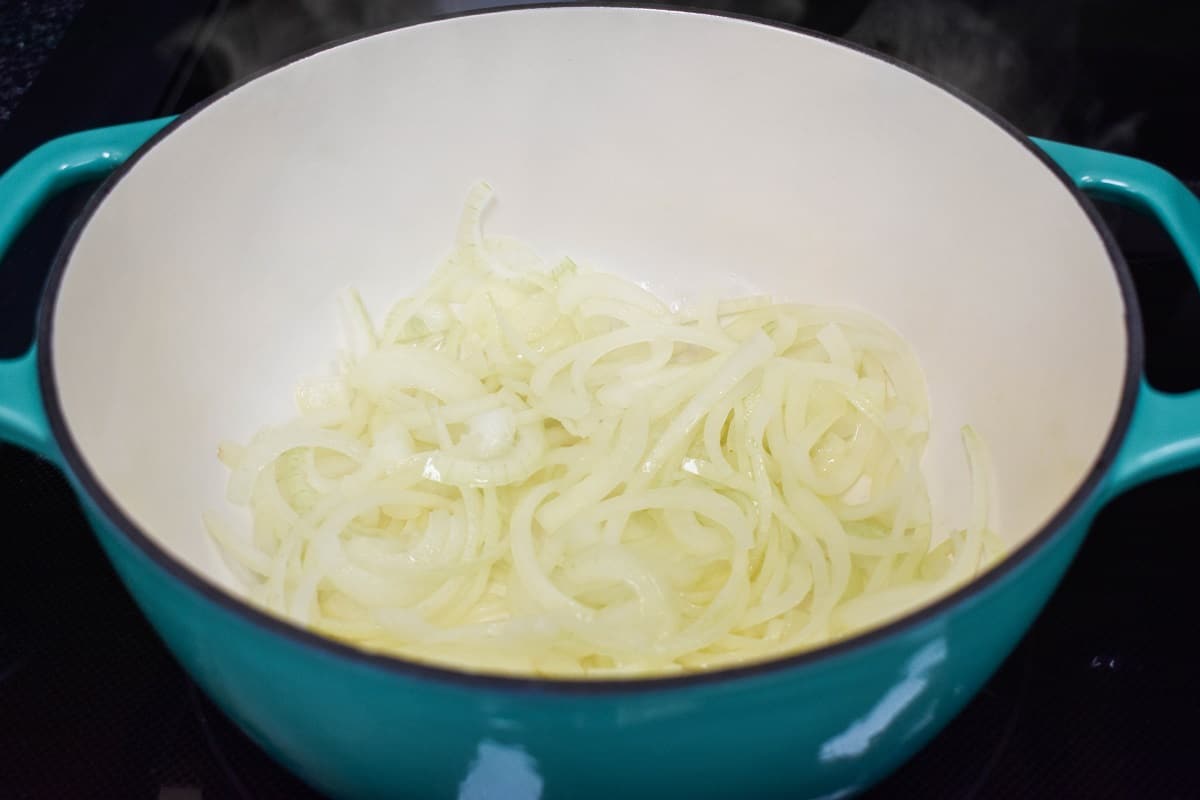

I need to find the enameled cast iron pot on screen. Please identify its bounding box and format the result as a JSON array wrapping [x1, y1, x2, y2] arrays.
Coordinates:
[[2, 7, 1199, 799]]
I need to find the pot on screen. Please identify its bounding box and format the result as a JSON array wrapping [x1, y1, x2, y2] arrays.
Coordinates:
[[1, 7, 1197, 799]]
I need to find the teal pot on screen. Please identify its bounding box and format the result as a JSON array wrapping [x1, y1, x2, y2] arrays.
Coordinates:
[[1, 7, 1198, 799]]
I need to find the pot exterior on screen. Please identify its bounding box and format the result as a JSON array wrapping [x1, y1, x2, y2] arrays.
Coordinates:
[[80, 477, 1098, 800]]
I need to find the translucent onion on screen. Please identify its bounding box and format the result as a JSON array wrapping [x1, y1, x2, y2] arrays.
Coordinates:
[[207, 183, 1002, 678]]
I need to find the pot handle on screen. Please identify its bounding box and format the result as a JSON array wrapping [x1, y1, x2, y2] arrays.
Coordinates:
[[0, 117, 173, 463], [1035, 138, 1200, 495]]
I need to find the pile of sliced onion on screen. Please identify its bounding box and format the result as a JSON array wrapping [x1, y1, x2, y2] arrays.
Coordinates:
[[207, 184, 1003, 677]]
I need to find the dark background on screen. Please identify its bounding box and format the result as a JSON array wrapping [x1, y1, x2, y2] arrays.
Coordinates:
[[1, 1, 1199, 798]]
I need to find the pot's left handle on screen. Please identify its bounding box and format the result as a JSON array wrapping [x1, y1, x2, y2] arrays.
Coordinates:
[[1035, 138, 1200, 495], [0, 118, 173, 463]]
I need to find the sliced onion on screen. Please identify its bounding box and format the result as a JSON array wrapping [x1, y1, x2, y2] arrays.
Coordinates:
[[208, 183, 1001, 678]]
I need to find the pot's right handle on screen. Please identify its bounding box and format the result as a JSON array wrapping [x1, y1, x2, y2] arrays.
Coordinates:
[[0, 118, 173, 463], [1035, 138, 1200, 495]]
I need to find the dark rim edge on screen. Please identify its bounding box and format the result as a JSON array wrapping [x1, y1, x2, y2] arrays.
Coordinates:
[[35, 2, 1143, 696]]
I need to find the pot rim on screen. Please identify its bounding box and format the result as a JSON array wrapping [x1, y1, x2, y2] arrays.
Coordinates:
[[35, 3, 1142, 695]]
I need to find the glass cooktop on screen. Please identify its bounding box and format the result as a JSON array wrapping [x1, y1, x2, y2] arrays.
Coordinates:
[[1, 1, 1198, 797]]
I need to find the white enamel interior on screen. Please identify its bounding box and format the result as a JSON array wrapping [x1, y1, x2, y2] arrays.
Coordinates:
[[51, 7, 1127, 597]]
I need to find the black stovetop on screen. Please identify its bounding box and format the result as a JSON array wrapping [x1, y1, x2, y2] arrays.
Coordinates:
[[2, 2, 1199, 798]]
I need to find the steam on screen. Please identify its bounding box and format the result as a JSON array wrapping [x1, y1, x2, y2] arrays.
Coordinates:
[[843, 0, 1143, 147], [184, 0, 563, 87], [179, 0, 1143, 149]]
